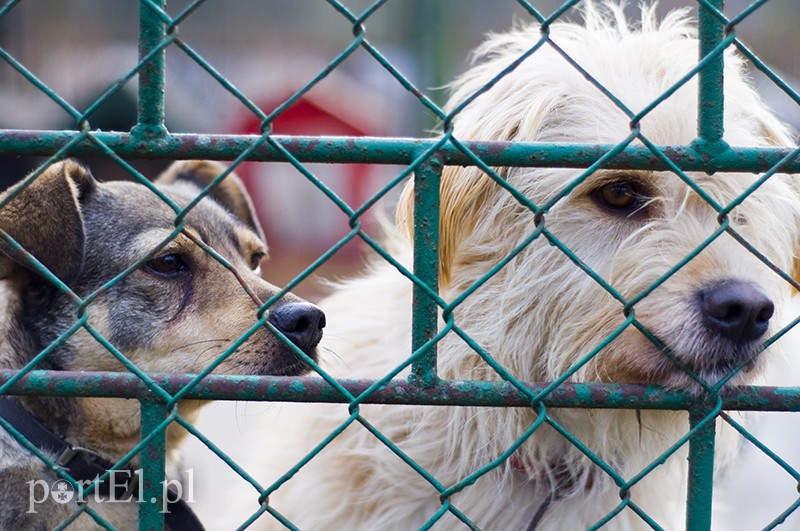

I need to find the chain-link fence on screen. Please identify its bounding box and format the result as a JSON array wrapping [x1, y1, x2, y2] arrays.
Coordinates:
[[1, 0, 800, 529]]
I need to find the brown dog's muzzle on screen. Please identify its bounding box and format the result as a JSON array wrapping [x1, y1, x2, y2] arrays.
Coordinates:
[[267, 302, 326, 358]]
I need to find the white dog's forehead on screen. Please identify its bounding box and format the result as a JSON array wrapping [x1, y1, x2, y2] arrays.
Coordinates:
[[451, 18, 780, 151], [491, 34, 797, 223]]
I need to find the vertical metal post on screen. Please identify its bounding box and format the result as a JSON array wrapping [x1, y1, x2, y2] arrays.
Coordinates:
[[685, 408, 716, 530], [696, 0, 725, 145], [138, 401, 168, 531], [134, 0, 168, 137], [409, 154, 443, 387], [691, 1, 724, 520]]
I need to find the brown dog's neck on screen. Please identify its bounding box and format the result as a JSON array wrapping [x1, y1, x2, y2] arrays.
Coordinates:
[[13, 395, 143, 465], [1, 283, 143, 463], [2, 278, 68, 369], [1, 282, 198, 467]]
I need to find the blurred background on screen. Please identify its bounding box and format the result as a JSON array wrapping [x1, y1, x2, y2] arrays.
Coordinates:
[[0, 0, 798, 301]]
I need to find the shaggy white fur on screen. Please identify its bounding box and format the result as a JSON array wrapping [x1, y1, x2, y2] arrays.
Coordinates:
[[188, 2, 800, 529]]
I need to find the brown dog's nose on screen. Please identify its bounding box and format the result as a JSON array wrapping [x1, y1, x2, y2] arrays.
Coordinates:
[[268, 302, 326, 354], [699, 280, 774, 343]]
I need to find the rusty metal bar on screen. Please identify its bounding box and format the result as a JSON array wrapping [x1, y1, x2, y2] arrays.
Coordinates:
[[3, 370, 800, 411], [409, 154, 443, 386], [133, 0, 168, 138], [0, 130, 799, 172], [138, 400, 168, 531], [686, 406, 718, 530]]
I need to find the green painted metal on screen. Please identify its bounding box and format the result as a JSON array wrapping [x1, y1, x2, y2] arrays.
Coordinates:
[[410, 154, 443, 386], [6, 369, 800, 411], [139, 401, 169, 531], [690, 3, 725, 528], [721, 411, 800, 528], [1, 131, 800, 172], [0, 1, 798, 529], [134, 0, 168, 138], [686, 405, 719, 530], [697, 0, 726, 146]]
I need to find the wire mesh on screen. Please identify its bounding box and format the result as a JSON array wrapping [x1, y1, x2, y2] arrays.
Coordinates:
[[0, 1, 798, 529]]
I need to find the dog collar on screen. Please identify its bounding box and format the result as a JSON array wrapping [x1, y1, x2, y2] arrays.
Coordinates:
[[510, 455, 595, 531], [0, 396, 205, 531]]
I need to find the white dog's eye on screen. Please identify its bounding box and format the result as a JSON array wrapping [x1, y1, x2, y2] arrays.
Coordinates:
[[592, 181, 648, 215]]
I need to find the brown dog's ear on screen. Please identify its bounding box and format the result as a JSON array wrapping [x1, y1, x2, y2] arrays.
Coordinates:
[[0, 160, 94, 285], [156, 160, 265, 241]]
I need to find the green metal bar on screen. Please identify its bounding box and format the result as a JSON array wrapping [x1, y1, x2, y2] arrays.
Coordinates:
[[685, 407, 717, 530], [0, 131, 798, 173], [5, 370, 800, 411], [409, 154, 443, 386], [134, 0, 168, 137], [696, 0, 726, 145], [139, 401, 168, 531]]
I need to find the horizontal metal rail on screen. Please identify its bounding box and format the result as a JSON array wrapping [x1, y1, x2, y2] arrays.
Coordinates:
[[2, 370, 799, 411], [0, 130, 799, 172]]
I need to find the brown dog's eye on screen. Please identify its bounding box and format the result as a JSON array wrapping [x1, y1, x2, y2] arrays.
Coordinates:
[[145, 253, 189, 276], [250, 252, 266, 271], [591, 181, 648, 215]]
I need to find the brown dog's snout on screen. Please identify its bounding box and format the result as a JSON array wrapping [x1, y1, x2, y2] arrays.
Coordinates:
[[699, 280, 774, 343], [268, 302, 326, 355]]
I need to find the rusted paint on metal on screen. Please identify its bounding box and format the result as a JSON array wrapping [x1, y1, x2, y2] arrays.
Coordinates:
[[686, 407, 717, 530], [3, 370, 800, 411], [0, 130, 798, 173], [409, 153, 443, 387], [139, 401, 167, 531]]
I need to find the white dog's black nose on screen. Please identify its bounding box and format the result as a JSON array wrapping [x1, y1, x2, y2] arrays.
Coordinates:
[[268, 302, 326, 354], [699, 281, 774, 343]]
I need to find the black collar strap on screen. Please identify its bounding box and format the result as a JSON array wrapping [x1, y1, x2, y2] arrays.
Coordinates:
[[0, 396, 205, 531]]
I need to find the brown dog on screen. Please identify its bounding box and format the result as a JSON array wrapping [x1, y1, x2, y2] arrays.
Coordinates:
[[0, 160, 324, 529]]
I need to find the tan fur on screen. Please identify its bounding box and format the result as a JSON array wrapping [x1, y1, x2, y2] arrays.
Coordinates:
[[156, 160, 266, 242], [0, 160, 323, 529], [0, 160, 90, 283]]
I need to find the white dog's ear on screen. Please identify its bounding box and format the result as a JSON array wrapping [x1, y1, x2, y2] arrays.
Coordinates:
[[395, 68, 558, 289], [0, 160, 94, 284], [156, 160, 265, 241], [757, 110, 796, 149], [396, 165, 498, 289], [751, 110, 800, 285]]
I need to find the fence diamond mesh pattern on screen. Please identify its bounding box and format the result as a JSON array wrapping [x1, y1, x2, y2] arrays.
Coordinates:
[[0, 1, 799, 529]]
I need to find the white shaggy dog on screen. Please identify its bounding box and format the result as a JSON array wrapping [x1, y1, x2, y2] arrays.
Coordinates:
[[191, 3, 800, 530]]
